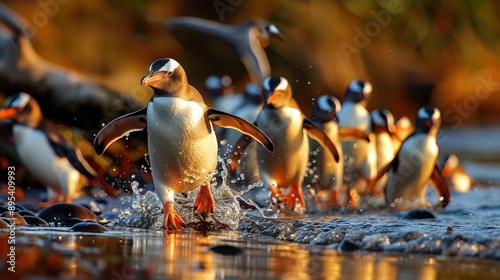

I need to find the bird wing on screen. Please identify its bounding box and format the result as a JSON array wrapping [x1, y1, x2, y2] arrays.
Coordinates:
[[339, 127, 371, 142], [430, 163, 451, 208], [207, 108, 274, 152], [40, 121, 98, 178], [303, 118, 340, 162], [165, 17, 235, 43], [47, 137, 97, 178], [94, 107, 147, 155]]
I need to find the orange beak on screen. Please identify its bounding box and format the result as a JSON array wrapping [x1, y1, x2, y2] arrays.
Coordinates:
[[142, 74, 164, 86], [0, 108, 18, 119], [267, 92, 281, 105]]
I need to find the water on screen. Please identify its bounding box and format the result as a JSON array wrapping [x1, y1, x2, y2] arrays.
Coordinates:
[[2, 127, 500, 278]]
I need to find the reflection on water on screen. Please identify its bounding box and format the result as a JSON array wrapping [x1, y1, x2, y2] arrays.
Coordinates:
[[1, 228, 500, 279]]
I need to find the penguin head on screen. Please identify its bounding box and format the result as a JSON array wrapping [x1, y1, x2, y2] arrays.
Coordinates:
[[309, 95, 340, 123], [205, 75, 233, 98], [371, 109, 395, 134], [243, 83, 263, 105], [252, 19, 283, 47], [415, 106, 441, 136], [141, 58, 187, 94], [262, 76, 292, 109], [344, 80, 372, 105], [0, 92, 42, 128], [440, 154, 460, 178]]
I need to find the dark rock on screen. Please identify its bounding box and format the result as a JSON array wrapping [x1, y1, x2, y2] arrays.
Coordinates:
[[209, 245, 243, 256], [37, 203, 106, 226], [403, 209, 436, 220], [23, 215, 49, 226], [70, 222, 108, 233], [339, 239, 360, 252]]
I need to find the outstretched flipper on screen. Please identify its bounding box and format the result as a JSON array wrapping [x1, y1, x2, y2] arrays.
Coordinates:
[[47, 138, 97, 178], [431, 163, 451, 208], [303, 118, 340, 162], [94, 108, 147, 155], [339, 127, 371, 142], [207, 108, 274, 153], [365, 154, 398, 195]]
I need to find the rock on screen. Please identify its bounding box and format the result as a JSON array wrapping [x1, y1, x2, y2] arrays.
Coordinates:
[[209, 245, 243, 256], [403, 209, 436, 220], [37, 203, 106, 226], [70, 222, 108, 233], [23, 215, 49, 226], [339, 239, 360, 252]]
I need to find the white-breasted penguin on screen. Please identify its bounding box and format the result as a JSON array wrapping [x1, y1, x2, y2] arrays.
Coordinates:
[[370, 109, 397, 193], [230, 77, 340, 211], [165, 17, 283, 86], [337, 80, 376, 205], [0, 93, 97, 203], [307, 95, 344, 207], [94, 58, 274, 230], [368, 106, 451, 209]]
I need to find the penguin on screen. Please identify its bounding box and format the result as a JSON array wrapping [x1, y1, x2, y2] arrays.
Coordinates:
[[394, 116, 414, 143], [369, 109, 398, 194], [165, 17, 283, 86], [306, 95, 344, 208], [94, 58, 274, 230], [205, 75, 243, 112], [0, 93, 97, 203], [230, 77, 340, 211], [368, 106, 451, 209], [439, 154, 474, 193], [337, 80, 377, 205]]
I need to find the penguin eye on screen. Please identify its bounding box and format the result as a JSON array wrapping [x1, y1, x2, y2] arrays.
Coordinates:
[[167, 71, 173, 77]]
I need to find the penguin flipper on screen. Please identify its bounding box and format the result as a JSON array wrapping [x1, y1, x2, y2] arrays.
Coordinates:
[[94, 108, 147, 155], [165, 17, 234, 44], [303, 118, 340, 162], [207, 108, 274, 152], [365, 156, 398, 195], [47, 139, 98, 178], [339, 127, 371, 142], [431, 163, 451, 208]]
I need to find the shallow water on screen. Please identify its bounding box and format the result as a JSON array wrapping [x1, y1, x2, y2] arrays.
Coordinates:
[[2, 128, 500, 278]]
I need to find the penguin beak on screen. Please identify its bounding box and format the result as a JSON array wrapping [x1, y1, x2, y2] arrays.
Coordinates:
[[267, 92, 281, 105], [142, 72, 165, 86], [0, 108, 18, 119]]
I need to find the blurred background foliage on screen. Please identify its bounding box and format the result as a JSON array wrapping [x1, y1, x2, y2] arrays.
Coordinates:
[[2, 0, 500, 126]]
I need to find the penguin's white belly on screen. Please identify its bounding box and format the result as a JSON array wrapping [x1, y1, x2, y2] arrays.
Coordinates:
[[147, 98, 218, 203], [13, 125, 75, 194], [338, 104, 375, 184], [386, 135, 438, 203], [256, 108, 308, 188], [375, 133, 396, 169]]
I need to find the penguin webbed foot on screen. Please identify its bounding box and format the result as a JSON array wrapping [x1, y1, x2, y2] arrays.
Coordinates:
[[284, 184, 306, 211], [194, 184, 215, 217], [163, 201, 186, 230]]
